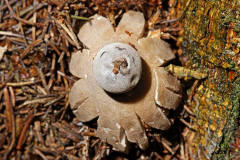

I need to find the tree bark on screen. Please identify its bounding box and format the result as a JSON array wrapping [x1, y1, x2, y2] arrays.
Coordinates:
[[180, 0, 240, 159]]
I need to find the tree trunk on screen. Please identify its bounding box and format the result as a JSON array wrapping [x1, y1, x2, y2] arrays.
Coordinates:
[[180, 0, 240, 159]]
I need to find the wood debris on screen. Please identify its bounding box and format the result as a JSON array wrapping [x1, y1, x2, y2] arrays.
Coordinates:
[[0, 45, 7, 61]]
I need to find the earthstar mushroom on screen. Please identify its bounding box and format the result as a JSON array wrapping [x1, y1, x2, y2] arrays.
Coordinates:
[[69, 11, 182, 152]]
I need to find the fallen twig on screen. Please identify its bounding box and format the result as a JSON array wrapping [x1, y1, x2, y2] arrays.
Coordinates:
[[3, 87, 16, 160], [18, 97, 55, 109], [16, 114, 34, 150], [3, 87, 13, 132], [6, 80, 41, 87], [4, 0, 38, 26]]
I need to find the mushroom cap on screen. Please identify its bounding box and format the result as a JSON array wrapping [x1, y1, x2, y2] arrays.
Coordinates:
[[93, 42, 142, 94], [69, 11, 182, 152]]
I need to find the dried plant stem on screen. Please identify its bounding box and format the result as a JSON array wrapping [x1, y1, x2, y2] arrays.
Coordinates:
[[70, 15, 89, 20], [0, 0, 17, 11], [3, 87, 16, 160], [183, 105, 194, 116], [60, 96, 69, 120], [37, 67, 49, 94], [0, 31, 32, 40], [82, 131, 97, 137], [48, 41, 61, 55], [4, 0, 37, 26], [33, 148, 48, 160], [57, 26, 77, 47], [180, 118, 194, 130], [32, 12, 37, 41], [43, 95, 65, 107], [18, 97, 55, 109], [21, 39, 43, 58], [3, 88, 13, 132], [161, 140, 174, 155], [6, 80, 40, 87], [55, 19, 80, 49], [57, 71, 76, 82], [16, 114, 34, 150], [24, 3, 47, 20], [9, 86, 15, 108], [188, 79, 199, 102], [19, 5, 34, 17]]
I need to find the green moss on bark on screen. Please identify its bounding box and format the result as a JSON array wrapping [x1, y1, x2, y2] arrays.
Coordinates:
[[180, 0, 240, 159]]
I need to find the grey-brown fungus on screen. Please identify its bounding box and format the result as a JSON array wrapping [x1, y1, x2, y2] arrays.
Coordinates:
[[93, 42, 142, 94], [69, 10, 182, 152]]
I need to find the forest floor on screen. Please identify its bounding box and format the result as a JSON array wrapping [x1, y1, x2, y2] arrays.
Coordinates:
[[0, 0, 239, 160]]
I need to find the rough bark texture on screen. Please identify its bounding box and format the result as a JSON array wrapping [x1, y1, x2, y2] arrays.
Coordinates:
[[180, 0, 240, 159]]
